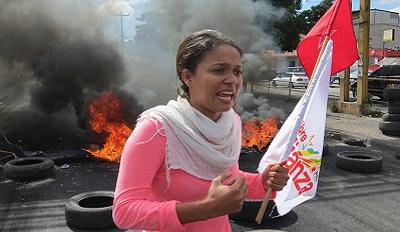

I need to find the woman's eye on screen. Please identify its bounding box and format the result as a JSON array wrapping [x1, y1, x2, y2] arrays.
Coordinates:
[[234, 70, 243, 76], [213, 69, 225, 74]]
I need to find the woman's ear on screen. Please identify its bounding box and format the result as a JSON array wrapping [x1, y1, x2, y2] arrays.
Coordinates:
[[181, 69, 192, 87]]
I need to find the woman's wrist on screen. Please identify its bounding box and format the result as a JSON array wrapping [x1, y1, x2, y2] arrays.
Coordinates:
[[175, 198, 215, 224]]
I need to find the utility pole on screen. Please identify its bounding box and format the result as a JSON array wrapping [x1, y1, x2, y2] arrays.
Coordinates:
[[337, 0, 371, 116], [339, 0, 352, 102], [357, 0, 370, 111], [114, 11, 130, 56]]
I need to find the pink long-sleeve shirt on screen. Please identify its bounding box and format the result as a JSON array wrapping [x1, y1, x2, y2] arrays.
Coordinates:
[[113, 117, 275, 232]]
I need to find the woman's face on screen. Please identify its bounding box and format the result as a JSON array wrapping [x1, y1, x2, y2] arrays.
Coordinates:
[[181, 44, 243, 121]]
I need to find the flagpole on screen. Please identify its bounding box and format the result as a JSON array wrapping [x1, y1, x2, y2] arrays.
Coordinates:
[[255, 187, 272, 223], [310, 35, 330, 78], [255, 34, 331, 225]]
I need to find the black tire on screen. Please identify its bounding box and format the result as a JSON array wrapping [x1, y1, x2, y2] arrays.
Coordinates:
[[229, 200, 277, 222], [343, 138, 366, 147], [387, 100, 400, 107], [323, 142, 329, 156], [271, 81, 277, 87], [65, 191, 116, 230], [382, 113, 400, 122], [336, 151, 383, 173], [3, 157, 54, 181], [383, 88, 400, 100], [395, 153, 400, 160], [379, 121, 400, 135], [387, 105, 400, 114]]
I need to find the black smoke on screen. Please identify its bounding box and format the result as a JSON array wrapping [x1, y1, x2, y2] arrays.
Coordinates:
[[0, 0, 125, 117], [0, 0, 142, 149]]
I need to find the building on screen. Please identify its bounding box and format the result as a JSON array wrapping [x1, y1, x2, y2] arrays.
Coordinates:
[[254, 8, 400, 80], [352, 9, 400, 65]]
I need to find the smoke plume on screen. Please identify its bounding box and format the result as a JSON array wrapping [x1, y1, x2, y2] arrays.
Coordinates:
[[0, 0, 125, 116], [122, 0, 286, 111], [0, 0, 288, 148], [0, 0, 134, 148], [236, 92, 285, 121]]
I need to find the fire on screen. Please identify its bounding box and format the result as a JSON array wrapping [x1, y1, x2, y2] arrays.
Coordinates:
[[85, 92, 133, 162], [242, 117, 278, 151]]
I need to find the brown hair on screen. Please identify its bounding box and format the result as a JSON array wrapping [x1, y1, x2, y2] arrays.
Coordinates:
[[176, 29, 243, 98]]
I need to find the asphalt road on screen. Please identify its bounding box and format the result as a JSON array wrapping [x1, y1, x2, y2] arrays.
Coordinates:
[[2, 141, 398, 232]]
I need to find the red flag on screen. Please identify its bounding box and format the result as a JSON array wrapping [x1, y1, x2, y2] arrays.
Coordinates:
[[297, 0, 358, 78]]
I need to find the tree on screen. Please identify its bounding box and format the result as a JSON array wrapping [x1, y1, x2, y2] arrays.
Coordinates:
[[254, 0, 334, 52], [299, 0, 334, 34], [254, 0, 303, 52]]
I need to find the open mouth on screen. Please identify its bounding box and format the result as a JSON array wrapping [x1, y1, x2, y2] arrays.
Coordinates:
[[216, 91, 235, 103]]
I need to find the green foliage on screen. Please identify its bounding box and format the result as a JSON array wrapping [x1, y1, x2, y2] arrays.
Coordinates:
[[254, 0, 334, 52], [299, 0, 334, 34], [253, 0, 303, 52], [269, 0, 302, 13], [272, 15, 304, 52], [327, 100, 339, 113]]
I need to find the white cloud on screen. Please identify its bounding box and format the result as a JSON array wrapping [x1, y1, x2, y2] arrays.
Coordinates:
[[390, 7, 400, 13]]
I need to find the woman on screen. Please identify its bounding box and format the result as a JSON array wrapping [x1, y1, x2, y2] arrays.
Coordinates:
[[112, 29, 289, 232]]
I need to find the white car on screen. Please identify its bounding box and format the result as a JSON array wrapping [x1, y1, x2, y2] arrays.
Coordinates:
[[271, 67, 309, 88]]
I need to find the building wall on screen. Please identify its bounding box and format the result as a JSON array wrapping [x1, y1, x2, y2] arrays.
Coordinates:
[[353, 9, 400, 50], [370, 9, 399, 25], [370, 25, 400, 49]]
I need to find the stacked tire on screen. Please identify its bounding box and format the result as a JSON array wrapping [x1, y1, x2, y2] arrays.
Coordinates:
[[379, 88, 400, 136]]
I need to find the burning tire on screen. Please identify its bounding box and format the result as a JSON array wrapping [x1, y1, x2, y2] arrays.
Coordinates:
[[3, 157, 54, 181], [336, 151, 382, 173], [65, 191, 117, 230]]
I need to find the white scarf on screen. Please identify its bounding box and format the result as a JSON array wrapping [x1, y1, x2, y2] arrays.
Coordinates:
[[138, 97, 242, 180]]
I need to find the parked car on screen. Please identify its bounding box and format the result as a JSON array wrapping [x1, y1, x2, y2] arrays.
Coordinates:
[[271, 66, 309, 88], [332, 70, 362, 85], [350, 65, 400, 99], [330, 74, 341, 85]]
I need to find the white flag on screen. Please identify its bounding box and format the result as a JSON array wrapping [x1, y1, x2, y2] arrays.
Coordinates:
[[258, 40, 333, 216]]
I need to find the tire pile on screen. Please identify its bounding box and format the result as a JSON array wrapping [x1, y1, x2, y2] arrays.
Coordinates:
[[379, 88, 400, 136]]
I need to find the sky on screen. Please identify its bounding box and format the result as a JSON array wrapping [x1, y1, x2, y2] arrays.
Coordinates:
[[106, 0, 400, 42], [302, 0, 400, 12]]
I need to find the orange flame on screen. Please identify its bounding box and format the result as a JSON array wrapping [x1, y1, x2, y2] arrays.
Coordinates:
[[85, 92, 133, 162], [242, 117, 278, 151]]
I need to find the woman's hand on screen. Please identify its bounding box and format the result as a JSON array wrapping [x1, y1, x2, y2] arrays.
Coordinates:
[[262, 160, 289, 192], [202, 172, 248, 218], [176, 172, 247, 224]]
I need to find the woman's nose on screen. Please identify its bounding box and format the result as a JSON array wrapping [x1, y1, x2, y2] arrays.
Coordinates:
[[224, 72, 239, 84]]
